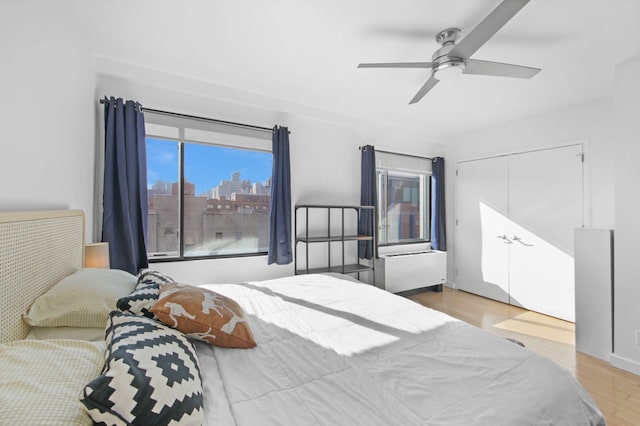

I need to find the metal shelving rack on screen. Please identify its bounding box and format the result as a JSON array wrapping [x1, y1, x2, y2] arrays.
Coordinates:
[[294, 204, 375, 284]]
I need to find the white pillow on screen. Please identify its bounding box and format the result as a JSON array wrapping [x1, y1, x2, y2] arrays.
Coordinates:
[[26, 326, 106, 342], [0, 339, 104, 426], [23, 268, 137, 328]]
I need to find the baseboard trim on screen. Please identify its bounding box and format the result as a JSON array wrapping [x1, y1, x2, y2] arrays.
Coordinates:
[[611, 353, 640, 375]]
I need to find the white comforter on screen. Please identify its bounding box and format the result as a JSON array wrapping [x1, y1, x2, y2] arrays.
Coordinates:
[[195, 274, 605, 426]]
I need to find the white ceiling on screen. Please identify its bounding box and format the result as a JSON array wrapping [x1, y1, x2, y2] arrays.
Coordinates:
[[81, 0, 640, 140]]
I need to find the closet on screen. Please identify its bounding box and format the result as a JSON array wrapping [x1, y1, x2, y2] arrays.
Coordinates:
[[455, 144, 583, 322]]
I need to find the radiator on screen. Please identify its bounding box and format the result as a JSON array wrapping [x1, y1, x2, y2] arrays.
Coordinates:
[[375, 250, 447, 293]]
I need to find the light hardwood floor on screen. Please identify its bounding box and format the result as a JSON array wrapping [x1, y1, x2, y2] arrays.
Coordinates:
[[410, 287, 640, 426]]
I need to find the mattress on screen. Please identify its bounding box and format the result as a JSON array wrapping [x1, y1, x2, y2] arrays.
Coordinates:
[[195, 273, 605, 425]]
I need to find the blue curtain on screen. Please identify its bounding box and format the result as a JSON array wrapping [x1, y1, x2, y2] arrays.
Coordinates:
[[358, 145, 376, 259], [268, 126, 292, 265], [102, 97, 149, 274], [431, 157, 447, 251]]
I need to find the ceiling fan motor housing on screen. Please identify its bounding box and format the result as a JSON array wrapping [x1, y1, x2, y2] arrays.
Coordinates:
[[432, 28, 465, 80]]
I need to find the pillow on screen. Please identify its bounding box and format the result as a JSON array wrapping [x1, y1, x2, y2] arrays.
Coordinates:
[[80, 311, 204, 426], [0, 339, 104, 426], [23, 268, 137, 328], [137, 268, 176, 287], [116, 269, 174, 319], [26, 326, 106, 342], [151, 283, 256, 348]]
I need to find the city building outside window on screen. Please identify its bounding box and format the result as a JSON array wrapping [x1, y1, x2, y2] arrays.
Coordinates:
[[145, 112, 272, 260]]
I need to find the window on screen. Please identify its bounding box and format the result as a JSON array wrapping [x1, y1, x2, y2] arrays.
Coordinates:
[[376, 152, 431, 245], [145, 112, 272, 260]]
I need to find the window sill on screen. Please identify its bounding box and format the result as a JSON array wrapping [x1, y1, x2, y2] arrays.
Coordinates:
[[378, 241, 431, 257], [148, 251, 268, 263], [378, 240, 430, 248]]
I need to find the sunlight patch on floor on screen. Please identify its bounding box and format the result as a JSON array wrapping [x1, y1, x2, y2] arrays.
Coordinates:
[[493, 311, 574, 345]]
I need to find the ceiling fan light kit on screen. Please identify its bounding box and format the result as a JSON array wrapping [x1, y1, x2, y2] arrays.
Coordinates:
[[433, 61, 465, 81], [358, 0, 541, 104]]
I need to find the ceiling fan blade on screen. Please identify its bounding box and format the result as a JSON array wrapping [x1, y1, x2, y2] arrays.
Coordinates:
[[358, 62, 433, 68], [464, 59, 540, 78], [450, 0, 531, 59], [409, 76, 439, 104]]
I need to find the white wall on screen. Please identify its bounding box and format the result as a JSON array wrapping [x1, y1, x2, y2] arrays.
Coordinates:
[[96, 59, 446, 284], [0, 1, 96, 238], [445, 97, 615, 288], [612, 55, 640, 374]]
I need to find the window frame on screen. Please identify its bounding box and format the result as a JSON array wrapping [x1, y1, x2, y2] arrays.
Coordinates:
[[376, 166, 432, 247], [146, 121, 272, 263]]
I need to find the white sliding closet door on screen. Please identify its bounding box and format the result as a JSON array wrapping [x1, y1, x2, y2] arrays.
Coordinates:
[[508, 145, 583, 322], [456, 156, 510, 303], [455, 144, 583, 322]]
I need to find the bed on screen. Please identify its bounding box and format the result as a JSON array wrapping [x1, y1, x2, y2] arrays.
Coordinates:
[[0, 210, 606, 425]]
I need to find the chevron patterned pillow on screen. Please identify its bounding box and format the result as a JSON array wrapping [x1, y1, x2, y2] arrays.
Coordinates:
[[116, 269, 175, 319], [80, 311, 204, 425], [137, 268, 175, 286]]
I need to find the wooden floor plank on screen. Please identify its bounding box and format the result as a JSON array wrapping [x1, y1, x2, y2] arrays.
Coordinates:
[[614, 407, 640, 425], [607, 416, 637, 426], [409, 287, 640, 425]]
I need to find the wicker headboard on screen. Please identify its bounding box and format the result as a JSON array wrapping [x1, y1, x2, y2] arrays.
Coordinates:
[[0, 210, 84, 343]]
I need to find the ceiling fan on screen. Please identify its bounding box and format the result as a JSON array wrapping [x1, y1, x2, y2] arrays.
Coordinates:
[[358, 0, 541, 104]]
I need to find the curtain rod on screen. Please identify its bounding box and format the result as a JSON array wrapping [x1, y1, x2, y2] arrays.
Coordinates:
[[359, 146, 433, 161], [99, 98, 290, 135]]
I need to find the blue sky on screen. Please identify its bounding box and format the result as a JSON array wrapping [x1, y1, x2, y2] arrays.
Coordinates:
[[146, 138, 272, 195]]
